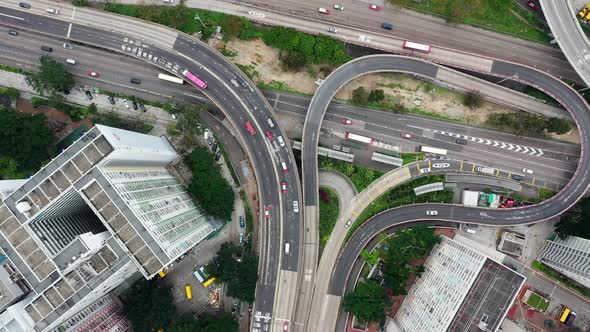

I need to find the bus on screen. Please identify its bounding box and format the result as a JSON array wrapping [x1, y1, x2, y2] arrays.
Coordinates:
[[559, 307, 571, 323], [158, 73, 184, 84], [245, 121, 256, 135], [346, 132, 373, 145], [403, 41, 432, 53], [420, 146, 448, 156], [185, 284, 192, 299], [182, 69, 207, 89], [202, 277, 216, 287]]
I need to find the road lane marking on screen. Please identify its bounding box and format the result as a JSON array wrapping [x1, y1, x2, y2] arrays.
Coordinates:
[[0, 13, 25, 20], [460, 160, 464, 171], [67, 23, 72, 38]]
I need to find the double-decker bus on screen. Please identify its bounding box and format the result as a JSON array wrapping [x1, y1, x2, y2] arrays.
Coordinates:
[[346, 132, 373, 144], [182, 69, 207, 89], [403, 41, 432, 53], [420, 145, 448, 156], [245, 121, 256, 135], [158, 73, 184, 84]]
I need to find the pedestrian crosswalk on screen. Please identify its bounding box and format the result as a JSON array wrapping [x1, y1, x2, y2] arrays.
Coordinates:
[[430, 129, 545, 157]]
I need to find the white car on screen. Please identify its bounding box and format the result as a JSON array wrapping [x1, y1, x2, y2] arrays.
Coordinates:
[[334, 4, 344, 10], [419, 168, 431, 174], [426, 210, 438, 216], [328, 27, 338, 34], [248, 11, 266, 18], [432, 163, 450, 169], [293, 201, 299, 213], [345, 220, 352, 228], [522, 168, 534, 174], [63, 43, 73, 49], [122, 99, 130, 109]]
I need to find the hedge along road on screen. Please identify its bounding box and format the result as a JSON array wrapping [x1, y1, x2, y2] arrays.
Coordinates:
[[300, 54, 590, 332]]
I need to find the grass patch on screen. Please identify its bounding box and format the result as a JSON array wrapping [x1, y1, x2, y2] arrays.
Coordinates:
[[525, 292, 550, 312], [90, 112, 153, 134], [215, 137, 240, 186], [538, 188, 555, 200], [0, 64, 30, 75], [346, 175, 452, 241], [531, 260, 590, 298], [390, 0, 551, 44], [318, 156, 384, 192], [239, 190, 253, 235], [524, 86, 559, 106], [319, 187, 340, 248], [402, 153, 423, 165]]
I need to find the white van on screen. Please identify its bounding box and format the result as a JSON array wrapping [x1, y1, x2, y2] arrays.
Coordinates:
[[284, 242, 290, 254], [277, 136, 285, 147], [65, 59, 76, 65], [46, 8, 59, 14], [267, 118, 275, 128]]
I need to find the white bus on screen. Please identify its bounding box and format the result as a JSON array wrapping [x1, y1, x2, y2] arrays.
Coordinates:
[[420, 145, 448, 156], [346, 132, 374, 144], [403, 41, 432, 53], [158, 73, 184, 84]]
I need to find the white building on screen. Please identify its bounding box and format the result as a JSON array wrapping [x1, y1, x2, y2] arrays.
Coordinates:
[[538, 235, 590, 288], [0, 125, 220, 331], [389, 235, 525, 332]]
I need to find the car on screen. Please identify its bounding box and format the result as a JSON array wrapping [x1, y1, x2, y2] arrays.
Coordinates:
[[85, 91, 93, 100], [281, 162, 288, 173], [214, 149, 222, 161], [122, 99, 130, 109], [132, 101, 138, 110], [369, 4, 382, 11], [277, 136, 286, 147], [239, 216, 245, 228], [139, 103, 146, 112], [207, 136, 213, 145], [522, 168, 534, 174], [328, 27, 338, 34], [419, 168, 431, 174], [426, 210, 438, 216], [318, 7, 330, 14], [283, 322, 289, 332], [130, 78, 141, 84], [455, 138, 468, 145], [401, 132, 413, 139], [8, 30, 18, 36], [232, 303, 238, 314], [293, 201, 299, 213], [265, 130, 273, 141], [239, 232, 244, 244], [63, 43, 73, 49], [264, 206, 271, 218], [24, 76, 31, 86], [248, 11, 266, 18], [512, 174, 524, 181], [19, 2, 31, 9], [345, 220, 352, 228], [212, 142, 218, 153], [334, 4, 344, 10], [432, 163, 450, 168], [341, 118, 352, 125], [87, 71, 100, 78], [527, 0, 538, 11], [281, 182, 288, 194], [63, 89, 70, 95], [107, 95, 115, 105]]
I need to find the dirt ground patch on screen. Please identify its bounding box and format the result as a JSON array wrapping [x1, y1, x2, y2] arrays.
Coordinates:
[[225, 40, 580, 143]]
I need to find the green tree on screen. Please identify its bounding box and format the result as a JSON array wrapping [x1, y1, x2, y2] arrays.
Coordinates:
[[87, 103, 98, 115], [31, 55, 75, 95], [368, 89, 385, 103], [122, 279, 176, 331], [0, 108, 54, 172], [546, 117, 571, 134], [280, 51, 307, 71], [169, 313, 238, 332], [185, 147, 235, 222], [343, 280, 390, 325], [360, 249, 379, 267], [208, 242, 259, 303], [555, 197, 590, 239], [71, 0, 89, 6], [0, 157, 23, 179], [463, 90, 483, 109], [351, 87, 367, 105]]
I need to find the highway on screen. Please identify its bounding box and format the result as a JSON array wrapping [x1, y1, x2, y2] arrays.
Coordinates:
[[301, 54, 590, 331], [0, 2, 302, 331]]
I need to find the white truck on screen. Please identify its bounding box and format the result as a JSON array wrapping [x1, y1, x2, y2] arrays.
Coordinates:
[[476, 166, 495, 175]]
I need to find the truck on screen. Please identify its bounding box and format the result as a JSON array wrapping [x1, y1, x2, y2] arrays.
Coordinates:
[[476, 166, 495, 175]]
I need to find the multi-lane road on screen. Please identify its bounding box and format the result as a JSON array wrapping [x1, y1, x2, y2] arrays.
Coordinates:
[[0, 2, 302, 331]]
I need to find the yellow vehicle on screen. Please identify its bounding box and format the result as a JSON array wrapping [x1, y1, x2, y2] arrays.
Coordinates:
[[580, 9, 587, 19], [158, 271, 166, 278], [185, 284, 192, 300], [559, 307, 571, 323], [202, 277, 216, 287]]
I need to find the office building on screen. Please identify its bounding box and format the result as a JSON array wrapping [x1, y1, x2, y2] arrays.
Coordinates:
[[0, 125, 220, 331], [538, 235, 590, 288]]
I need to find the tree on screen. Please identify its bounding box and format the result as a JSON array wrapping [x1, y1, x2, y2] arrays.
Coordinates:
[[208, 242, 259, 303], [554, 197, 590, 239], [71, 0, 89, 6], [462, 90, 483, 109], [122, 279, 176, 331], [343, 280, 390, 325], [351, 87, 367, 105], [31, 55, 75, 95], [87, 103, 98, 115], [546, 117, 571, 134], [185, 147, 234, 222], [280, 51, 307, 71], [0, 157, 23, 180], [169, 313, 238, 332], [360, 249, 379, 267], [0, 108, 54, 173], [368, 89, 385, 103]]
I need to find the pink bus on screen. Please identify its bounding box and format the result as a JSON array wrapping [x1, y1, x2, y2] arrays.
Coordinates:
[[403, 41, 431, 53], [245, 121, 256, 135], [182, 69, 207, 89]]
